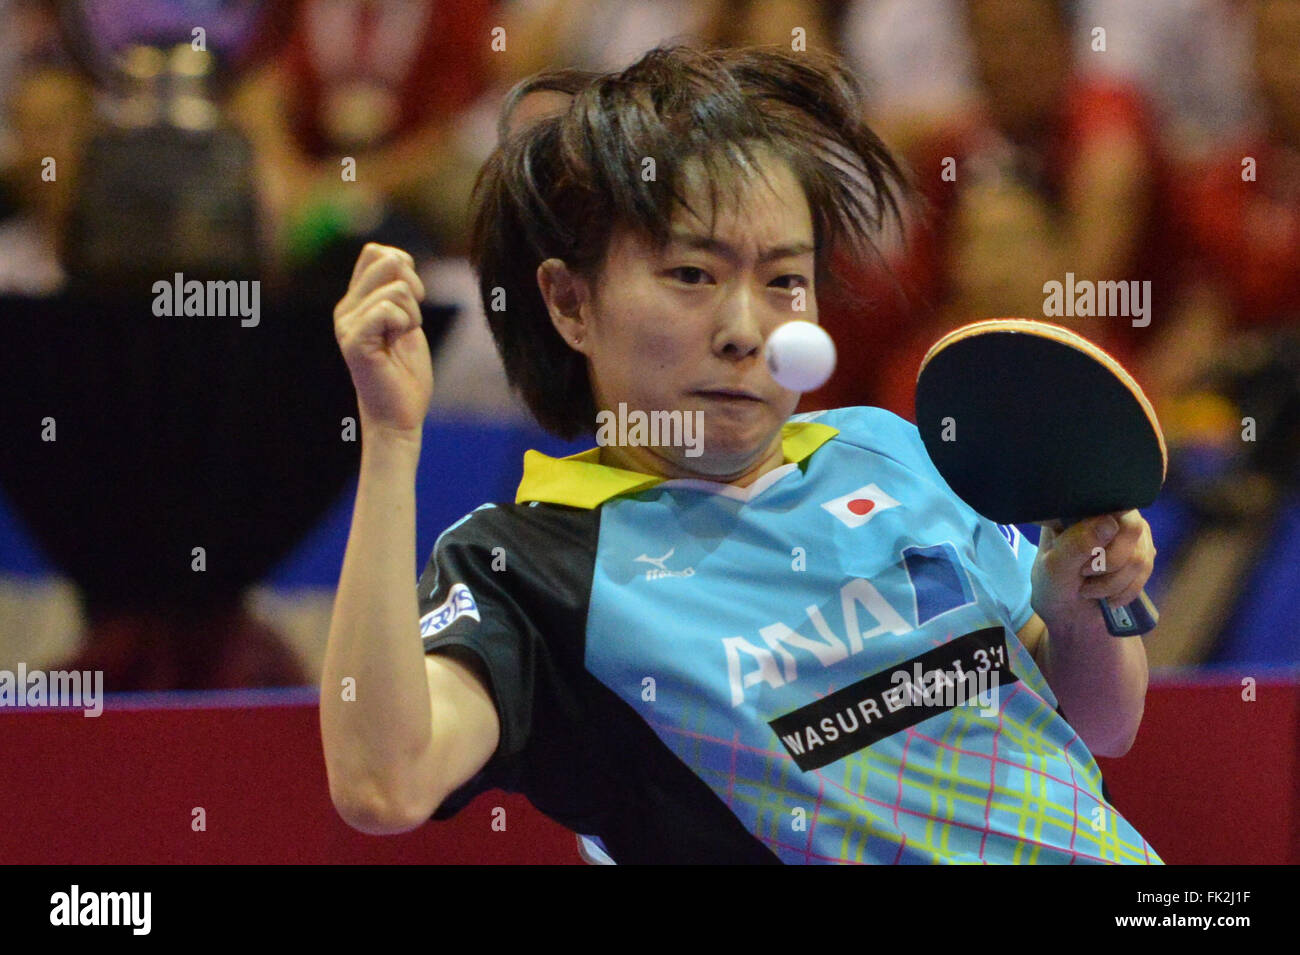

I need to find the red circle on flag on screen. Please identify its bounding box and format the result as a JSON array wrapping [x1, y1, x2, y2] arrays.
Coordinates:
[[847, 498, 875, 515]]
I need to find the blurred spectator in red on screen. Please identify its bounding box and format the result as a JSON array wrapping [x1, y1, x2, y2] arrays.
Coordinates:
[[699, 0, 842, 51], [1128, 0, 1300, 462], [493, 0, 839, 83], [841, 0, 1252, 169], [806, 0, 1176, 420], [1148, 0, 1300, 411], [840, 0, 977, 154], [1073, 0, 1251, 155], [231, 0, 497, 262], [494, 0, 718, 75]]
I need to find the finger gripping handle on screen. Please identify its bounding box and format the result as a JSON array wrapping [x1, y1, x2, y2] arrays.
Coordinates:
[[1059, 517, 1158, 637]]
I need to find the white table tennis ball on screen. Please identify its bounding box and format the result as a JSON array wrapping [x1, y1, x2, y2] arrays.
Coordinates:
[[764, 320, 837, 392]]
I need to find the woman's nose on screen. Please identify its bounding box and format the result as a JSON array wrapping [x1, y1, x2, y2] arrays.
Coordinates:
[[714, 287, 765, 358]]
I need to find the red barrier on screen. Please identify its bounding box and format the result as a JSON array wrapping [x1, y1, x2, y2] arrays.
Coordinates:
[[1096, 673, 1300, 865], [0, 692, 582, 865], [1, 677, 1294, 864]]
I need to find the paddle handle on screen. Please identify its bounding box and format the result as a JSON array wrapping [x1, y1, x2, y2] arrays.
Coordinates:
[[1098, 590, 1158, 636], [1060, 519, 1159, 636]]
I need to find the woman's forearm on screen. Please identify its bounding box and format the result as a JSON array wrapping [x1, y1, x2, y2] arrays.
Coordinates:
[[320, 428, 438, 822], [1038, 611, 1150, 758]]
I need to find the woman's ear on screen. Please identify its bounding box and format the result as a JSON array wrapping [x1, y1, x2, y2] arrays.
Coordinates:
[[537, 258, 592, 354]]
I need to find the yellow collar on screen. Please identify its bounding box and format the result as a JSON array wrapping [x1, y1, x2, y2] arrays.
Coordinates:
[[515, 420, 839, 508]]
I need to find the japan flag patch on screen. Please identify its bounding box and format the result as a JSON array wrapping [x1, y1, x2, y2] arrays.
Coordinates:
[[821, 483, 901, 528]]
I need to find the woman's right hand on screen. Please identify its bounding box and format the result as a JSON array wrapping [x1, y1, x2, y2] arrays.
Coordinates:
[[334, 243, 434, 442]]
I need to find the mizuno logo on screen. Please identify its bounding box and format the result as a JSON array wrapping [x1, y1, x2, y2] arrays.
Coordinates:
[[634, 547, 695, 580]]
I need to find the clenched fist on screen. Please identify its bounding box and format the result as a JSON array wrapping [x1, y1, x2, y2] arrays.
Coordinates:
[[1030, 510, 1157, 627], [334, 243, 433, 441]]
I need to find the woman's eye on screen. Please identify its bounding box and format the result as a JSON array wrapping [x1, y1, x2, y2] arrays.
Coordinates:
[[671, 266, 710, 285], [668, 268, 807, 289]]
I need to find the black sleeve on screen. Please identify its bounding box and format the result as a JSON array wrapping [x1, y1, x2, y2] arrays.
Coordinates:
[[416, 508, 541, 820]]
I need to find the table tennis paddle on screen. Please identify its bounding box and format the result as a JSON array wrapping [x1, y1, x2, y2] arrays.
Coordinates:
[[915, 318, 1167, 637]]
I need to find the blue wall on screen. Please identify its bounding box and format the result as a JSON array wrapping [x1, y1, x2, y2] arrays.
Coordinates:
[[1, 416, 1295, 666]]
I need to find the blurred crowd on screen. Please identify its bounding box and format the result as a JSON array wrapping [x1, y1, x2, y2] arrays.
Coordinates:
[[0, 0, 1297, 686], [3, 0, 1295, 423]]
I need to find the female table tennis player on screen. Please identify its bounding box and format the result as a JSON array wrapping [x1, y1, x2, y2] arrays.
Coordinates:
[[320, 45, 1161, 864]]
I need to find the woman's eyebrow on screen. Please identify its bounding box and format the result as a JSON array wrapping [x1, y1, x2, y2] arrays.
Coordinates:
[[667, 230, 815, 264]]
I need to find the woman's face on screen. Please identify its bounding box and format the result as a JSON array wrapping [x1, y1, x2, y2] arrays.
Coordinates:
[[542, 151, 817, 483]]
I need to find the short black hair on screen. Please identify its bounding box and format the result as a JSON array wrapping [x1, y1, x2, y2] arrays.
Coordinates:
[[469, 44, 908, 439]]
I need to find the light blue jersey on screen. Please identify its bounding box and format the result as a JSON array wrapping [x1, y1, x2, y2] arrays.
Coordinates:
[[421, 406, 1162, 864]]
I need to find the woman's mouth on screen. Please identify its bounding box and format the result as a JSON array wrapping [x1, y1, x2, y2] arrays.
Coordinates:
[[695, 388, 763, 402]]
